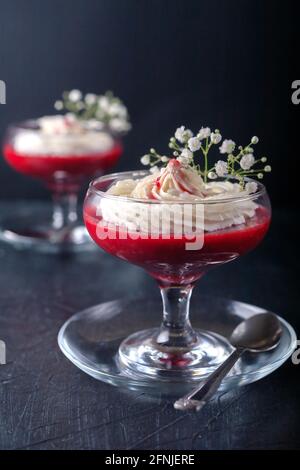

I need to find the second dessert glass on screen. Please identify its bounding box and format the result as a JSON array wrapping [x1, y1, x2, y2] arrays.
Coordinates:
[[1, 90, 130, 253], [82, 170, 271, 381], [1, 120, 123, 252]]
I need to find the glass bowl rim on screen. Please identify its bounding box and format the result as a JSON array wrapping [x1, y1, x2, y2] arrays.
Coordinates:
[[87, 170, 267, 205]]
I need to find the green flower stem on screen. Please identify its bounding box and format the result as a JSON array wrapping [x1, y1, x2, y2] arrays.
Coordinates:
[[170, 141, 182, 152], [230, 141, 252, 163], [150, 155, 163, 166], [227, 140, 254, 177], [200, 138, 212, 182], [238, 169, 265, 175]]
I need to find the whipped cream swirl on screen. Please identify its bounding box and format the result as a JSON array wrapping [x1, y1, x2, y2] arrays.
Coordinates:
[[101, 160, 257, 233], [131, 159, 207, 200], [13, 115, 114, 156]]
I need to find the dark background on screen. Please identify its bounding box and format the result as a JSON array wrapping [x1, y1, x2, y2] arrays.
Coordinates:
[[0, 0, 299, 206], [0, 0, 299, 450]]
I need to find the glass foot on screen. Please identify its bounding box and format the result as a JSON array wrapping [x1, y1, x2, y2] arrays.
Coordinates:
[[58, 297, 296, 396], [118, 328, 233, 381], [0, 201, 96, 253]]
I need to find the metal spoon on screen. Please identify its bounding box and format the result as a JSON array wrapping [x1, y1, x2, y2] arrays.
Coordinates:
[[174, 313, 282, 412]]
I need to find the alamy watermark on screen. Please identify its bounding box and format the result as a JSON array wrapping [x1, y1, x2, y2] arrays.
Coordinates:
[[292, 340, 300, 365], [96, 202, 205, 250], [0, 339, 6, 365], [0, 80, 6, 104], [291, 80, 300, 105]]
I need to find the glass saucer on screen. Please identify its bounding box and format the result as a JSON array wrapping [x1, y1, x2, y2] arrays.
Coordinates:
[[58, 296, 297, 396], [0, 201, 96, 253]]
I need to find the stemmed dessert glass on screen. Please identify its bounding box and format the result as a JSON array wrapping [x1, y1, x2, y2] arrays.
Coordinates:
[[82, 170, 271, 382], [1, 120, 123, 252]]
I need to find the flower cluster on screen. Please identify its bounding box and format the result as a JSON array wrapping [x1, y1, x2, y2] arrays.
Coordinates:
[[140, 126, 271, 191], [54, 90, 131, 134]]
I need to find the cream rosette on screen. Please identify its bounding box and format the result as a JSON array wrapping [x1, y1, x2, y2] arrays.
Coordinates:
[[13, 115, 114, 156], [101, 160, 257, 235]]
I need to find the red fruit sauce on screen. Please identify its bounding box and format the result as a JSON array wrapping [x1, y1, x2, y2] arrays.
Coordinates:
[[3, 143, 122, 182], [84, 204, 271, 286]]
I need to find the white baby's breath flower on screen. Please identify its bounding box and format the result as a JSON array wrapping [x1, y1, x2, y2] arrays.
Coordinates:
[[175, 126, 185, 143], [175, 126, 193, 143], [150, 165, 159, 173], [54, 100, 63, 110], [208, 171, 217, 179], [251, 136, 259, 144], [161, 156, 169, 162], [264, 165, 271, 172], [184, 129, 193, 140], [110, 118, 131, 133], [177, 148, 193, 165], [210, 132, 222, 144], [177, 156, 189, 165], [219, 139, 235, 154], [240, 153, 255, 170], [188, 137, 201, 152], [245, 182, 258, 194], [68, 89, 82, 102], [261, 157, 267, 162], [140, 155, 150, 165], [197, 127, 211, 140], [98, 95, 110, 111], [180, 148, 193, 161], [85, 93, 97, 105], [109, 102, 127, 118], [215, 160, 228, 177]]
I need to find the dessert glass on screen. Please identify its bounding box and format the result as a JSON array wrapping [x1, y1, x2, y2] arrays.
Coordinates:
[[1, 120, 123, 252], [83, 170, 271, 381]]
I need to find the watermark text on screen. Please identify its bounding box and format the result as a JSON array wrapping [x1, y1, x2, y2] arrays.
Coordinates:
[[96, 202, 205, 250], [292, 340, 300, 365], [291, 80, 300, 105], [0, 80, 6, 104], [0, 340, 6, 365]]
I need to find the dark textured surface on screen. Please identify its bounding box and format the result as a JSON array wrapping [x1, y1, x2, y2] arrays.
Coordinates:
[[0, 0, 298, 206], [0, 202, 299, 450]]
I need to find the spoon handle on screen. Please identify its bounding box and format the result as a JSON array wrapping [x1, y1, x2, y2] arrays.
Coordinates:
[[174, 348, 243, 411]]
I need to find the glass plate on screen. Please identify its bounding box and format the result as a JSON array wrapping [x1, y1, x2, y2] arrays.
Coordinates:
[[58, 296, 297, 396]]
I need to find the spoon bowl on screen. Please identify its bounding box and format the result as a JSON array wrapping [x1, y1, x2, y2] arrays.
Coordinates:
[[230, 312, 282, 352], [174, 312, 282, 411]]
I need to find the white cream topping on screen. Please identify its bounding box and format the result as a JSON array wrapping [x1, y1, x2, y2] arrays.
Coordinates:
[[100, 160, 257, 233], [13, 115, 114, 156]]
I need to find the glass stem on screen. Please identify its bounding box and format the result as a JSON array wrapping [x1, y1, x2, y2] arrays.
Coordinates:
[[52, 191, 78, 231], [155, 285, 199, 352]]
